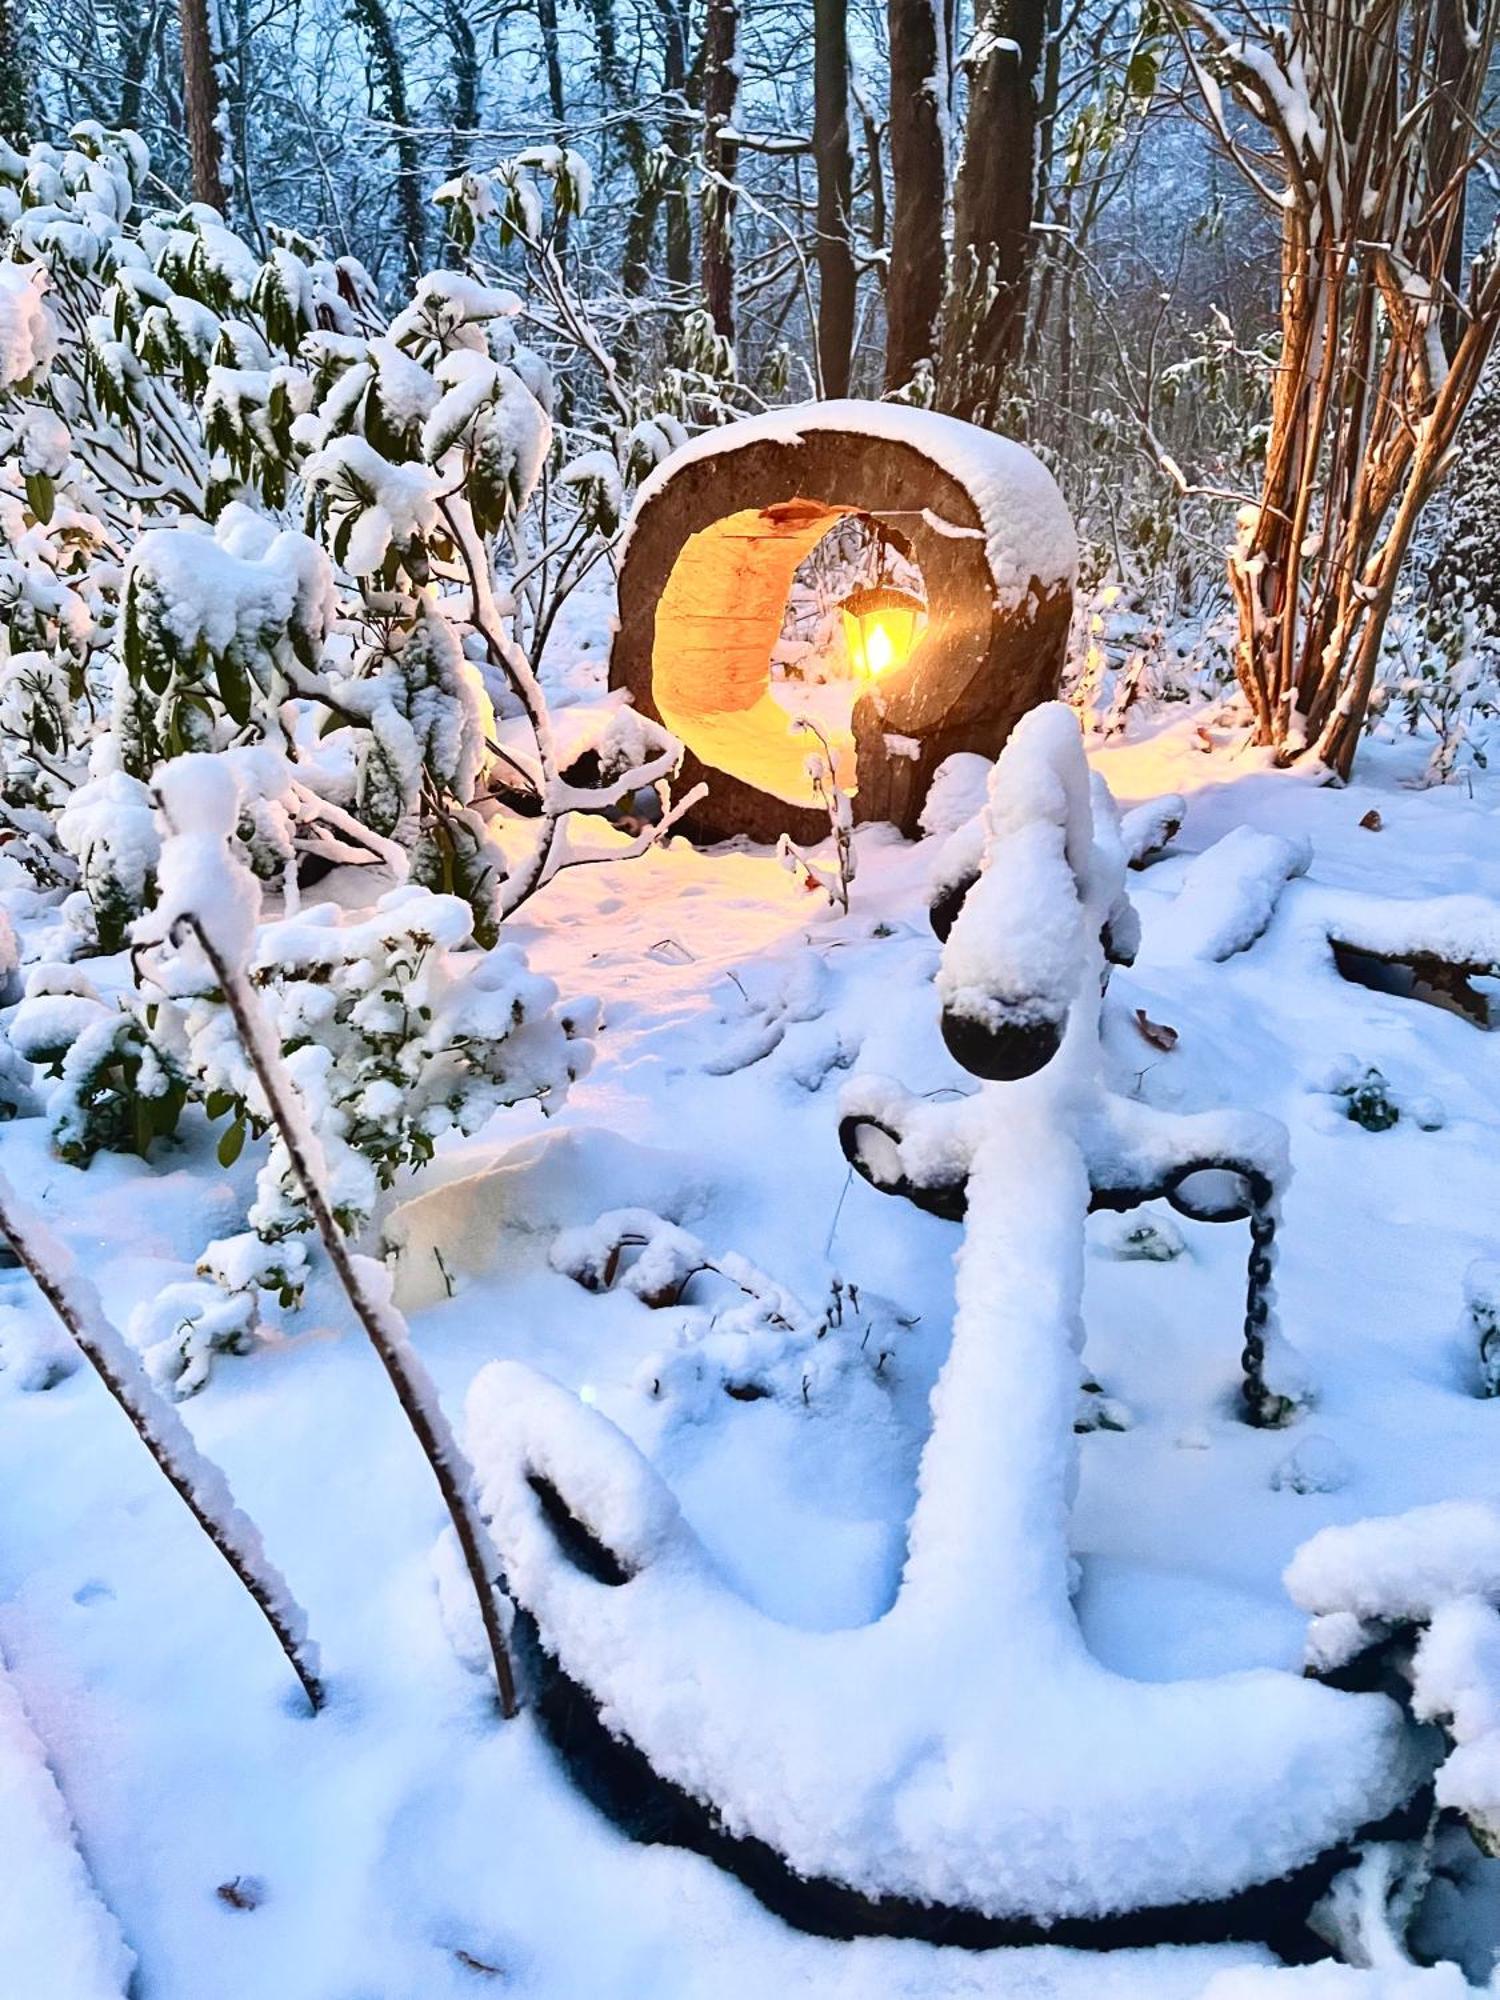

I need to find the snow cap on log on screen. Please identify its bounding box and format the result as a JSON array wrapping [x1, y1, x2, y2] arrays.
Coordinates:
[[611, 400, 1076, 843]]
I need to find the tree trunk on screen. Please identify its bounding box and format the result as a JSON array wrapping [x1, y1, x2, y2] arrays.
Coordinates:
[[445, 0, 479, 181], [534, 0, 569, 252], [0, 0, 27, 144], [178, 0, 227, 210], [885, 0, 947, 392], [119, 0, 167, 132], [1429, 0, 1470, 356], [937, 0, 1045, 423], [1178, 0, 1500, 778], [814, 0, 856, 395], [586, 0, 656, 313], [348, 0, 426, 281], [659, 0, 694, 294], [700, 0, 740, 339]]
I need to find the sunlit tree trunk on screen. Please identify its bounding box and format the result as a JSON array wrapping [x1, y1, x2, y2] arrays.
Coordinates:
[[1176, 0, 1500, 777]]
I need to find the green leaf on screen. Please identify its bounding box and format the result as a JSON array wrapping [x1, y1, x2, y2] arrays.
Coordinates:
[[217, 1118, 247, 1168], [24, 471, 54, 524], [1126, 46, 1159, 99], [218, 653, 253, 727]]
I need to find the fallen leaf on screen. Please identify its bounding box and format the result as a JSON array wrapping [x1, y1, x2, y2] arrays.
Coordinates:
[[1133, 1008, 1179, 1051], [452, 1947, 505, 1978], [1359, 808, 1383, 831], [215, 1877, 265, 1911]]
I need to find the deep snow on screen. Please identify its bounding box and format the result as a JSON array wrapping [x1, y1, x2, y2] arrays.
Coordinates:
[[3, 708, 1500, 1995]]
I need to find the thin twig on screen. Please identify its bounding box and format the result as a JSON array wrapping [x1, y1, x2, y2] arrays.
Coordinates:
[[173, 915, 519, 1718]]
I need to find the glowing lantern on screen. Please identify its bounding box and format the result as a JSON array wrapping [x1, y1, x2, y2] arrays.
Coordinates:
[[838, 582, 925, 684]]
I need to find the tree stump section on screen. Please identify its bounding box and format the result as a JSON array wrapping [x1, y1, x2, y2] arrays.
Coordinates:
[[610, 409, 1073, 844]]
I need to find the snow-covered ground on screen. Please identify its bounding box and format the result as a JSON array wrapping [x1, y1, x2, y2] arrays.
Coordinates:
[[3, 709, 1500, 1997]]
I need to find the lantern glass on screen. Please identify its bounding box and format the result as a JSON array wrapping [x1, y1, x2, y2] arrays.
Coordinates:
[[839, 583, 925, 683]]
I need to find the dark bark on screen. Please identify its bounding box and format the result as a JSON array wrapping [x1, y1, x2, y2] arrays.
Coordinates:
[[534, 0, 569, 251], [444, 0, 479, 180], [1024, 0, 1065, 365], [885, 0, 946, 391], [585, 0, 656, 309], [535, 0, 566, 124], [937, 0, 1046, 423], [348, 0, 426, 280], [0, 0, 27, 143], [814, 0, 856, 394], [178, 0, 227, 209], [223, 0, 266, 247], [659, 0, 694, 293], [119, 0, 166, 131], [1429, 0, 1475, 356], [857, 84, 887, 258], [700, 0, 739, 337]]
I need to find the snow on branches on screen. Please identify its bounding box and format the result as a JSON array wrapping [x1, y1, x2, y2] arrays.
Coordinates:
[[0, 122, 696, 968]]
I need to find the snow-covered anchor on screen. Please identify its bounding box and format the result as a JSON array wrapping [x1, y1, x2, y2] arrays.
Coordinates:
[[841, 772, 1308, 1428], [464, 706, 1429, 1951]]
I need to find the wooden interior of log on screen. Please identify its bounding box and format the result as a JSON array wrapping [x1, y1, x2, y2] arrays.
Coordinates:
[[612, 428, 1070, 843]]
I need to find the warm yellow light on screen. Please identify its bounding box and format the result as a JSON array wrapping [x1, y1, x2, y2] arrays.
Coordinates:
[[839, 584, 924, 683]]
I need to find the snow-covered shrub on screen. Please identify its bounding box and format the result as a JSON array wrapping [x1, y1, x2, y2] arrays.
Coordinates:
[[163, 884, 595, 1276], [1338, 1066, 1402, 1134], [1093, 1208, 1185, 1262], [7, 963, 190, 1165], [115, 512, 334, 776], [1377, 585, 1499, 787], [54, 771, 160, 953], [0, 125, 694, 955], [128, 1279, 259, 1400], [550, 1209, 908, 1415]]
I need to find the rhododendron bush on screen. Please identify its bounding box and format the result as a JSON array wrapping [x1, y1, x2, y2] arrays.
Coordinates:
[[0, 123, 687, 1333]]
